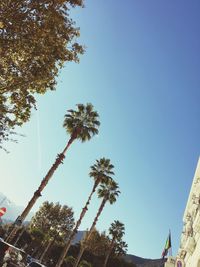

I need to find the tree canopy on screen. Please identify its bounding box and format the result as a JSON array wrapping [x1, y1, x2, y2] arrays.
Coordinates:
[[29, 201, 74, 242], [108, 221, 127, 257], [89, 158, 114, 185], [0, 0, 84, 147], [85, 229, 110, 257], [63, 103, 100, 142]]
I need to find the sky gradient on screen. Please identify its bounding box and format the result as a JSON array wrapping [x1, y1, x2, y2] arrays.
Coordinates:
[[1, 0, 200, 259]]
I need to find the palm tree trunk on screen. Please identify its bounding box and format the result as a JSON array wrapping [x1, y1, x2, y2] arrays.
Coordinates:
[[39, 238, 54, 262], [32, 246, 39, 257], [73, 198, 107, 267], [73, 246, 85, 267], [87, 197, 107, 239], [55, 181, 99, 267], [103, 238, 115, 267], [14, 227, 26, 246], [6, 135, 76, 243], [32, 243, 43, 258]]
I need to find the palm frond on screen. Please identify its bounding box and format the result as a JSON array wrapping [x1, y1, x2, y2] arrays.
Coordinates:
[[63, 103, 100, 142], [109, 220, 125, 240], [89, 158, 115, 187], [97, 179, 120, 204]]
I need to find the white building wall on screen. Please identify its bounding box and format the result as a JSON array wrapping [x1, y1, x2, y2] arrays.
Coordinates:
[[165, 157, 200, 267]]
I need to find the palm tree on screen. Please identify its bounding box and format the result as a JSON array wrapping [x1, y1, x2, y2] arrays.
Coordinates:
[[7, 103, 100, 242], [103, 220, 125, 267], [72, 179, 120, 267], [115, 240, 128, 257], [56, 158, 114, 267]]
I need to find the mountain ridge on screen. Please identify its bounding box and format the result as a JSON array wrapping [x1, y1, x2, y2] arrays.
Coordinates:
[[125, 254, 166, 267], [0, 192, 34, 222]]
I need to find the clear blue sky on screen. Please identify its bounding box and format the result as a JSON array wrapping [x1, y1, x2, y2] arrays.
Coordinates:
[[1, 0, 200, 259]]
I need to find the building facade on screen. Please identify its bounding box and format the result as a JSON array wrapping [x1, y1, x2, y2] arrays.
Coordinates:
[[165, 158, 200, 267]]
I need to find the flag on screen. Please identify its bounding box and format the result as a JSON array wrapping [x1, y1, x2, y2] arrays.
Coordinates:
[[161, 232, 171, 258]]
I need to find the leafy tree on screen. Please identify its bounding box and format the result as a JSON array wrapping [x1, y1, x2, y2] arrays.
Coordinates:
[[78, 229, 129, 267], [7, 103, 100, 241], [56, 158, 114, 267], [79, 260, 92, 267], [103, 221, 126, 267], [65, 255, 76, 267], [14, 225, 29, 246], [15, 230, 134, 267], [114, 240, 128, 257], [0, 0, 84, 146], [29, 228, 45, 257], [86, 229, 110, 257], [0, 122, 17, 151], [73, 179, 120, 267], [14, 226, 32, 250], [30, 201, 74, 241], [29, 201, 74, 260]]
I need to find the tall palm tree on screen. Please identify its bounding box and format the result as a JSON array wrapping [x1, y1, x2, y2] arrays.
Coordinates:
[[56, 158, 114, 267], [115, 240, 128, 257], [103, 220, 125, 267], [7, 103, 100, 242], [72, 179, 120, 267]]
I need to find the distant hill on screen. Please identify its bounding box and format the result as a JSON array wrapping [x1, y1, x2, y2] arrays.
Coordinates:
[[0, 192, 34, 222], [125, 254, 166, 267], [72, 230, 85, 244]]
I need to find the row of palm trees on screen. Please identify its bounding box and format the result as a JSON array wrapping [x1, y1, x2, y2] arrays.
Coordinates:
[[55, 158, 119, 267], [70, 179, 120, 267], [8, 103, 126, 267]]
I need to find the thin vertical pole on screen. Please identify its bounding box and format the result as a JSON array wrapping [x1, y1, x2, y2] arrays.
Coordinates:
[[169, 229, 172, 257]]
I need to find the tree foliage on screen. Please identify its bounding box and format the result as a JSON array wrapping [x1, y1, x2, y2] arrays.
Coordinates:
[[89, 158, 114, 185], [79, 259, 93, 267], [63, 103, 100, 142], [65, 255, 76, 266], [85, 229, 110, 257], [0, 0, 84, 146], [109, 220, 125, 240], [97, 179, 120, 205], [29, 201, 74, 242], [103, 221, 127, 267], [73, 180, 120, 267], [108, 221, 128, 257], [0, 223, 135, 267]]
